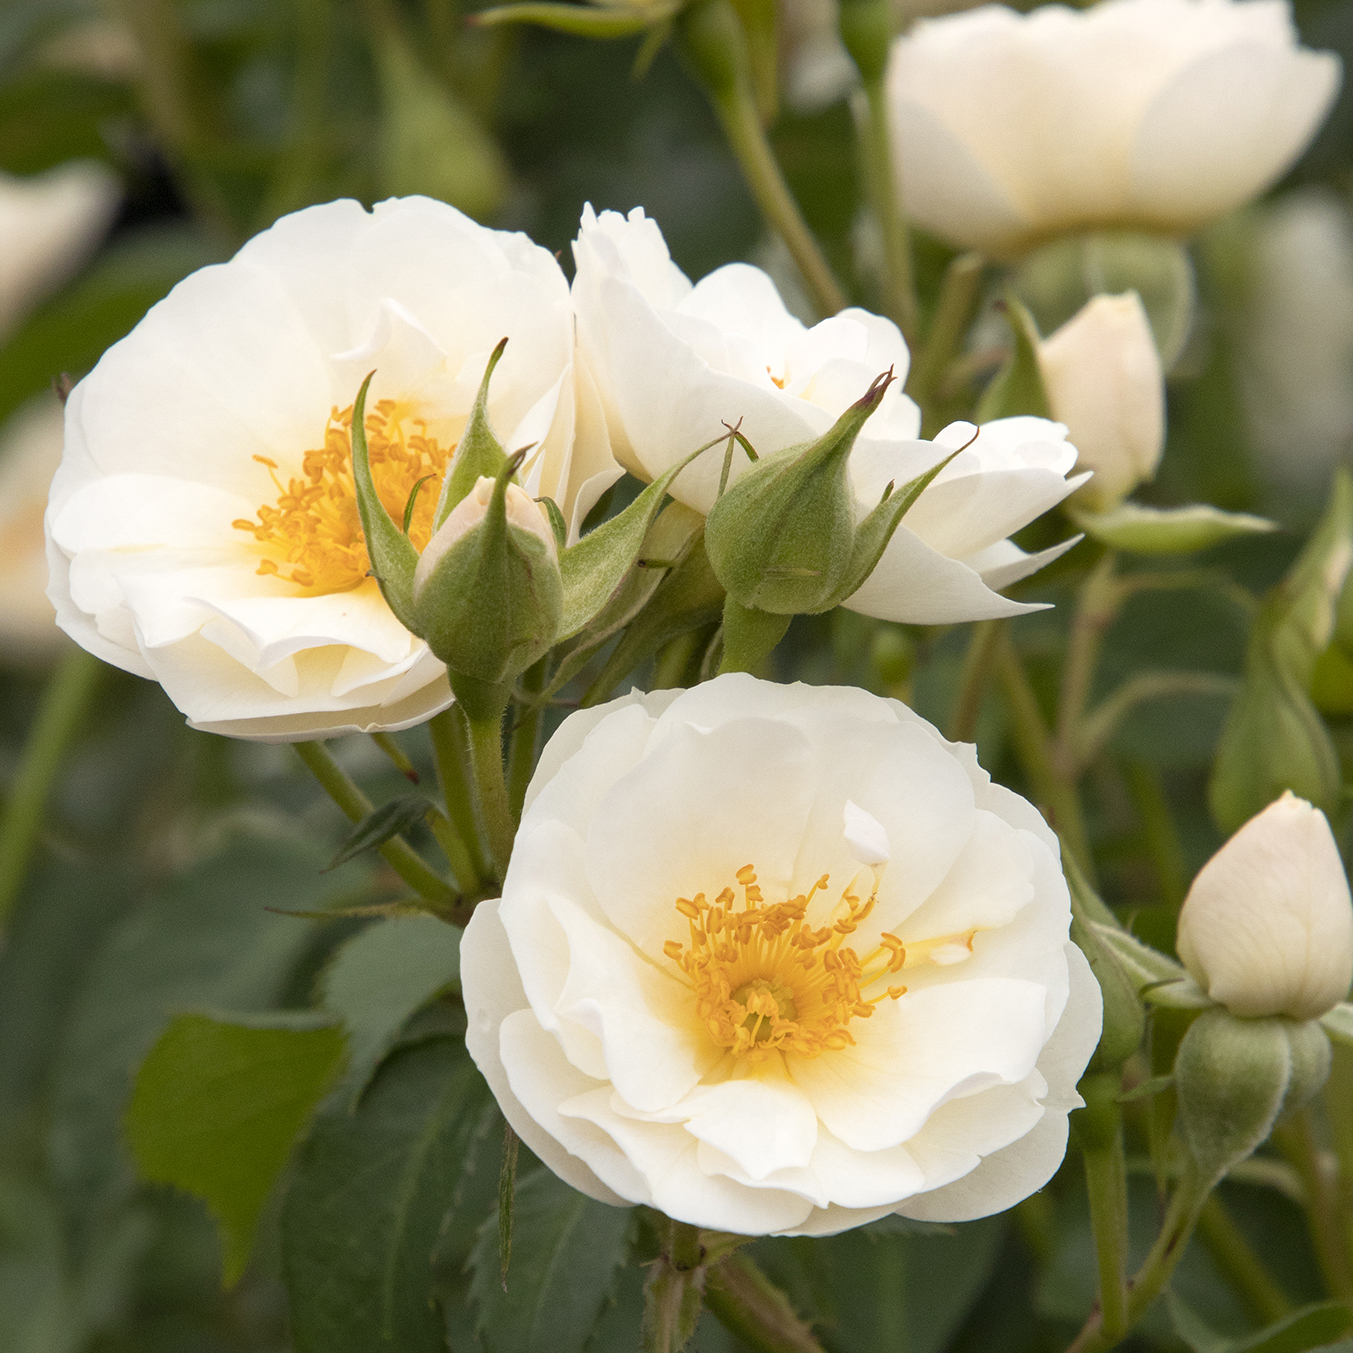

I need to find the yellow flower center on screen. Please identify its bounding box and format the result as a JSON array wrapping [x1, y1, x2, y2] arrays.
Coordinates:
[[663, 864, 911, 1059], [232, 400, 452, 594]]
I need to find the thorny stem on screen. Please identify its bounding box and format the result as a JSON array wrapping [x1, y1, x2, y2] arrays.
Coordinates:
[[705, 1254, 828, 1353], [294, 740, 457, 905], [0, 649, 103, 927]]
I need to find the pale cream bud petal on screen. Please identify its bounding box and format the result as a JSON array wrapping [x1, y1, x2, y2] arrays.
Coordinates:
[[1177, 792, 1353, 1021], [1038, 292, 1165, 513]]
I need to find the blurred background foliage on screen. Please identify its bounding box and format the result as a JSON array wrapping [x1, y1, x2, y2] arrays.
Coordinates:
[[7, 0, 1353, 1350]]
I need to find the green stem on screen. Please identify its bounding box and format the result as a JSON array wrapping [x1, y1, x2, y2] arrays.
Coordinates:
[[1053, 552, 1118, 783], [429, 707, 489, 883], [1195, 1194, 1291, 1327], [1067, 1166, 1212, 1353], [506, 659, 547, 823], [948, 618, 1004, 743], [906, 252, 985, 429], [466, 713, 515, 879], [369, 730, 419, 782], [1273, 1109, 1353, 1301], [1077, 1071, 1130, 1342], [1120, 759, 1188, 910], [294, 740, 456, 906], [858, 81, 916, 343], [705, 1254, 827, 1353], [0, 649, 103, 927], [677, 0, 846, 318], [1323, 1045, 1353, 1280], [995, 633, 1094, 877], [425, 807, 479, 897]]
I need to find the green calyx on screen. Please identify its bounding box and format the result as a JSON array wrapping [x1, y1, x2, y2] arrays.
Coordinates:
[[412, 452, 563, 695], [434, 336, 512, 527]]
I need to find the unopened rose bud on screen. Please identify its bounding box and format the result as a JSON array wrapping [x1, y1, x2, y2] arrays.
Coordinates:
[[1038, 292, 1165, 513], [1177, 792, 1353, 1022]]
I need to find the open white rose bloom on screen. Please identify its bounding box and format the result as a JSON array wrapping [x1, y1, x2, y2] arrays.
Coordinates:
[[573, 206, 1088, 624], [463, 675, 1102, 1234], [886, 0, 1341, 259], [44, 196, 619, 741], [1177, 792, 1353, 1022]]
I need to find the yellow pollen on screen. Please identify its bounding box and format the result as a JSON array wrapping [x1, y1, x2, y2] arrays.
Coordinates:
[[231, 400, 452, 594], [662, 865, 909, 1060]]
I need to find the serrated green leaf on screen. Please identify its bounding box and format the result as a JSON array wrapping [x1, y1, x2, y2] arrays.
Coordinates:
[[974, 296, 1051, 423], [283, 1037, 494, 1353], [473, 2, 668, 36], [48, 829, 354, 1249], [324, 795, 431, 872], [126, 1011, 347, 1286], [558, 438, 719, 641], [1068, 502, 1276, 556], [469, 1170, 632, 1353], [319, 914, 462, 1104]]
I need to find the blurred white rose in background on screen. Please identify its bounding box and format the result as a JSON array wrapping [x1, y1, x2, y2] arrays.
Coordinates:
[[886, 0, 1340, 259]]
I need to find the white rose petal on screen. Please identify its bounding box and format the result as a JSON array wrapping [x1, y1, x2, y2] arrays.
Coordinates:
[[571, 206, 1085, 625], [461, 673, 1102, 1235], [1177, 791, 1353, 1021], [45, 196, 621, 741], [886, 0, 1341, 259]]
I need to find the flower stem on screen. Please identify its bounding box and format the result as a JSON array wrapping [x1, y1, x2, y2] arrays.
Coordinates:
[[704, 1254, 827, 1353], [1077, 1071, 1130, 1343], [1194, 1194, 1291, 1327], [506, 659, 547, 823], [995, 632, 1094, 876], [906, 252, 985, 431], [0, 649, 103, 928], [1273, 1108, 1353, 1301], [948, 618, 1004, 743], [1053, 551, 1118, 783], [856, 79, 917, 343], [1066, 1166, 1213, 1353], [429, 707, 489, 884], [676, 0, 846, 318], [466, 712, 515, 879], [293, 740, 456, 906]]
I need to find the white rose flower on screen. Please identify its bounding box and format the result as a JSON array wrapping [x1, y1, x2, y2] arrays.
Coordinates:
[[45, 196, 620, 742], [886, 0, 1341, 259], [463, 674, 1103, 1235], [0, 397, 70, 664], [572, 206, 1086, 625], [1177, 792, 1353, 1022], [0, 160, 120, 341], [1038, 292, 1165, 513]]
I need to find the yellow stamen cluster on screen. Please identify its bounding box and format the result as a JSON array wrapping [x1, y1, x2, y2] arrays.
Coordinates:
[[662, 864, 909, 1059], [232, 400, 452, 594]]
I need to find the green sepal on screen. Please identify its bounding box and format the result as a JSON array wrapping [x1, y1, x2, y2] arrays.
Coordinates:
[[434, 337, 511, 528], [973, 295, 1051, 423], [472, 1, 670, 37], [415, 452, 562, 688], [828, 444, 963, 608], [538, 495, 568, 554], [558, 436, 722, 640], [349, 371, 420, 630], [1068, 501, 1276, 556], [705, 370, 892, 615], [718, 597, 792, 675]]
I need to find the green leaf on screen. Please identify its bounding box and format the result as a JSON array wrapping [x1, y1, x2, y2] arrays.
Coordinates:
[[126, 1011, 347, 1286], [48, 828, 354, 1246], [473, 2, 669, 37], [1171, 1293, 1352, 1353], [1117, 1074, 1175, 1104], [558, 438, 720, 641], [1322, 1003, 1353, 1047], [319, 914, 462, 1103], [469, 1170, 632, 1353], [324, 795, 431, 872], [283, 1036, 494, 1353], [349, 372, 421, 630], [973, 296, 1051, 423], [1068, 502, 1277, 556]]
